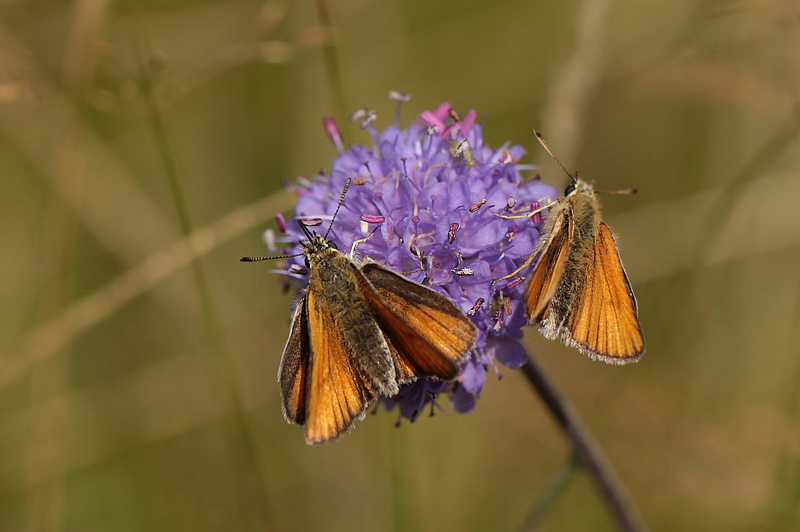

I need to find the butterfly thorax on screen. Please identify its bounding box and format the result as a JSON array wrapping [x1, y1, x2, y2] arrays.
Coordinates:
[[566, 179, 601, 243], [301, 235, 357, 299]]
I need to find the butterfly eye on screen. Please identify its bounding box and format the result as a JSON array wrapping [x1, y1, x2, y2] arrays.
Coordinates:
[[564, 183, 576, 196], [304, 256, 311, 268], [328, 241, 338, 251]]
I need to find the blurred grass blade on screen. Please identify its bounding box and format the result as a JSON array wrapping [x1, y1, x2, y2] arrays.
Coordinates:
[[520, 454, 582, 531]]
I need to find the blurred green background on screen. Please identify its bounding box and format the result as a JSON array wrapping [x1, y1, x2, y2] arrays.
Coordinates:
[[1, 1, 799, 531]]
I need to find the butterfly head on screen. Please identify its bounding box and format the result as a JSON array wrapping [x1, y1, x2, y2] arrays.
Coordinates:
[[564, 177, 594, 199], [298, 221, 340, 269]]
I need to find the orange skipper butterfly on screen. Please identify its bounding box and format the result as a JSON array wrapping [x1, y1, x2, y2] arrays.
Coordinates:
[[505, 132, 645, 363], [243, 179, 477, 444]]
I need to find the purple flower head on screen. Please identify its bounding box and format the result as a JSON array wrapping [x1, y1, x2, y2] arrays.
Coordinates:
[[275, 99, 556, 423]]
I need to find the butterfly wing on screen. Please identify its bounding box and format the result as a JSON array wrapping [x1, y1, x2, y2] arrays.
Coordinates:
[[359, 263, 476, 381], [278, 295, 311, 425], [303, 287, 376, 444], [562, 222, 644, 363], [525, 203, 574, 323]]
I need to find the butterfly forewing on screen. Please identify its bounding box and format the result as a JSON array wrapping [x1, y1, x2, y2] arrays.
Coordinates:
[[279, 296, 311, 425], [525, 205, 574, 323], [563, 223, 644, 362], [304, 289, 375, 444], [359, 263, 476, 379]]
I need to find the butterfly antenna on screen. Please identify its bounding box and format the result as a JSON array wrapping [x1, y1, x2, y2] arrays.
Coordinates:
[[242, 220, 311, 263], [324, 178, 352, 240], [240, 252, 303, 263], [596, 187, 638, 195], [243, 179, 352, 263], [534, 130, 576, 184]]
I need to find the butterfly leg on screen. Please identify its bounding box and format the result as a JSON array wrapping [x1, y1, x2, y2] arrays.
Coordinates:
[[489, 197, 555, 220], [349, 226, 380, 259]]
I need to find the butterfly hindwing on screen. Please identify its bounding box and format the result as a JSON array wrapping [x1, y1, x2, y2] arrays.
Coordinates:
[[563, 222, 644, 362], [278, 295, 310, 425]]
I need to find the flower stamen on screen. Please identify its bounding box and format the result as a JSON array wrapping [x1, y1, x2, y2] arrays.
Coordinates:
[[298, 218, 323, 226], [469, 198, 487, 212], [505, 276, 527, 290], [448, 223, 459, 244], [468, 298, 485, 315]]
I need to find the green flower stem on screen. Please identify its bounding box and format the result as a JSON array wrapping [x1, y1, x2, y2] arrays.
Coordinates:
[[521, 355, 649, 532]]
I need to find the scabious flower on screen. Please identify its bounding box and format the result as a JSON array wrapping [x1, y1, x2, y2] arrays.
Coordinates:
[[269, 97, 556, 424]]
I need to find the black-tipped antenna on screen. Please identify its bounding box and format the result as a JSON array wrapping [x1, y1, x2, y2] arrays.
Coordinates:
[[240, 252, 304, 263], [534, 130, 576, 184], [596, 187, 638, 195], [324, 178, 352, 240]]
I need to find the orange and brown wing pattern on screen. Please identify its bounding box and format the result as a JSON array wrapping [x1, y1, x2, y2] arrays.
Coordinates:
[[359, 263, 476, 380], [304, 289, 375, 444], [563, 222, 644, 363], [278, 296, 311, 425], [525, 205, 573, 323]]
